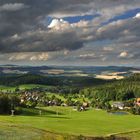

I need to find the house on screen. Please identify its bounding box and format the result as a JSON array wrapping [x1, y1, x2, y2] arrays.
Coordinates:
[[111, 102, 124, 110], [83, 102, 89, 108], [79, 106, 85, 111], [136, 98, 140, 106]]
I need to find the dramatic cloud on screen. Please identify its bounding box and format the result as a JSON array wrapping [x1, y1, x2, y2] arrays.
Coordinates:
[[1, 29, 83, 52], [0, 0, 140, 66]]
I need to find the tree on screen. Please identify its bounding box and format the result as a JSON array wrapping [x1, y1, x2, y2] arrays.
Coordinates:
[[105, 102, 111, 110], [0, 94, 10, 114], [9, 95, 20, 109]]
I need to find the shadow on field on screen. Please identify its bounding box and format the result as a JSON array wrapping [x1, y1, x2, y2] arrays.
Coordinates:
[[17, 107, 67, 118], [63, 135, 131, 140], [45, 115, 70, 119]]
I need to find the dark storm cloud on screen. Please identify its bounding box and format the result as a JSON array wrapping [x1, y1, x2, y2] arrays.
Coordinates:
[[1, 30, 83, 52]]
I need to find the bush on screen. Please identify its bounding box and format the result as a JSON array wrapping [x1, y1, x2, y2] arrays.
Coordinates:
[[15, 107, 23, 115]]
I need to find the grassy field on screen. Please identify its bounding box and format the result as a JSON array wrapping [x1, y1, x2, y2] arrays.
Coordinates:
[[0, 107, 140, 140], [0, 85, 16, 92], [19, 84, 50, 90]]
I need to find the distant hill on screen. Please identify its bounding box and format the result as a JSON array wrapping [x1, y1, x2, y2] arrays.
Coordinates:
[[0, 73, 111, 87], [0, 65, 139, 77]]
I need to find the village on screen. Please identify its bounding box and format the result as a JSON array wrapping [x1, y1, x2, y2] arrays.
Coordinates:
[[1, 87, 139, 115]]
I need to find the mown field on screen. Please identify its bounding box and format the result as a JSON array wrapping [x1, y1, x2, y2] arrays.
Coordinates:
[[0, 107, 140, 140]]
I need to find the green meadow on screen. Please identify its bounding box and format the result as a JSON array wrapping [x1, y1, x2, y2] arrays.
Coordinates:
[[19, 84, 51, 90], [0, 107, 140, 140], [0, 85, 16, 92]]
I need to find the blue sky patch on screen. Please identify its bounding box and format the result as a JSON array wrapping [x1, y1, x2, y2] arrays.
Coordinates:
[[63, 14, 100, 23], [103, 8, 140, 25]]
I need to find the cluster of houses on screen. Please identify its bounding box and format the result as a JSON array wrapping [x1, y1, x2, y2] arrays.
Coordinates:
[[20, 91, 40, 103], [111, 102, 125, 110], [20, 91, 63, 106], [136, 98, 140, 106], [19, 89, 140, 112], [19, 89, 89, 109], [111, 98, 140, 110]]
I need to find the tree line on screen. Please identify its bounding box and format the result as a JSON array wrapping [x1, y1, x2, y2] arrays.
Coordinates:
[[80, 74, 140, 101]]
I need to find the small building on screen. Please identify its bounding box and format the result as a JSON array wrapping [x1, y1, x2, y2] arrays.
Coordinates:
[[61, 103, 67, 107], [83, 102, 89, 108], [79, 106, 85, 111], [136, 98, 140, 106], [111, 102, 124, 110]]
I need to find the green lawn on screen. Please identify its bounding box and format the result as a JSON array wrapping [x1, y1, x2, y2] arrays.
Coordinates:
[[0, 85, 16, 92], [0, 107, 140, 139]]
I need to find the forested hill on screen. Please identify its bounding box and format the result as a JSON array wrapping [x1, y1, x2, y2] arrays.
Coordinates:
[[80, 73, 140, 101], [0, 74, 111, 87], [125, 73, 140, 81], [0, 73, 140, 101]]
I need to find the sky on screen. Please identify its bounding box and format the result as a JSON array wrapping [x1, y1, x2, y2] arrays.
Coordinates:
[[0, 0, 140, 66]]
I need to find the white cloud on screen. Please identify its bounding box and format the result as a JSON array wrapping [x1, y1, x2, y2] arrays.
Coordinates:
[[134, 13, 140, 19], [48, 19, 61, 28], [38, 53, 49, 61], [64, 50, 70, 55], [30, 53, 49, 61], [103, 47, 114, 51], [10, 34, 21, 41], [119, 51, 128, 58], [48, 19, 70, 31], [71, 20, 89, 28], [102, 57, 107, 61], [8, 52, 49, 61], [118, 51, 134, 59], [0, 3, 28, 12], [79, 53, 95, 58], [48, 18, 90, 32], [9, 53, 29, 61]]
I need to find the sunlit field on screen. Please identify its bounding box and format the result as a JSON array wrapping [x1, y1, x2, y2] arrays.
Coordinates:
[[0, 107, 140, 140]]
